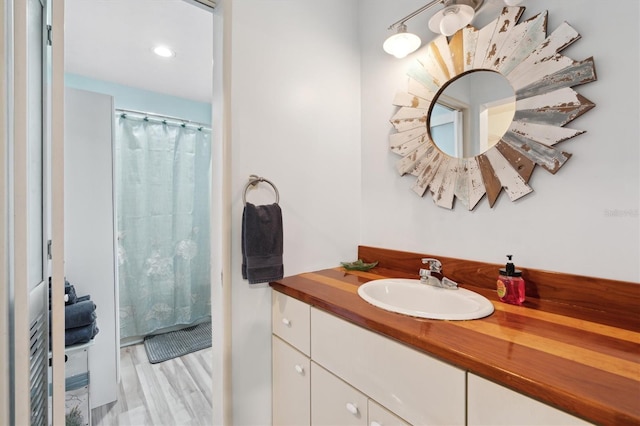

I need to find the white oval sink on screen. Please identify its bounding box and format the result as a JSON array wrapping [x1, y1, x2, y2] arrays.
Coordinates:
[[357, 278, 494, 320]]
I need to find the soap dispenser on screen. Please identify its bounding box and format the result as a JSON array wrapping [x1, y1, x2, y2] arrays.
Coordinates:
[[497, 255, 525, 305]]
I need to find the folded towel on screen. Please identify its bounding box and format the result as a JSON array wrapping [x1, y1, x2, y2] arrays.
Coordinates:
[[242, 202, 284, 284], [65, 300, 97, 329], [65, 281, 77, 305], [65, 321, 99, 347]]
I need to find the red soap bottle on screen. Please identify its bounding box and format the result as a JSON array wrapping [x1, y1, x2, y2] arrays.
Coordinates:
[[497, 255, 525, 305]]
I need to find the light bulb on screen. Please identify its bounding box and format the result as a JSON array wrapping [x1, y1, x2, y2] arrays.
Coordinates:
[[383, 28, 421, 59], [153, 45, 175, 58]]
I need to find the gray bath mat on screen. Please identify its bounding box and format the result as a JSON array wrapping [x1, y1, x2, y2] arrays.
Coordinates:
[[144, 322, 212, 364]]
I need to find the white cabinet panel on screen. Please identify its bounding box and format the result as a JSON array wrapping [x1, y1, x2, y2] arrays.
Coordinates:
[[467, 373, 593, 426], [273, 336, 310, 426], [311, 362, 368, 426], [64, 88, 118, 409], [311, 307, 465, 426], [368, 399, 411, 426], [273, 292, 310, 356]]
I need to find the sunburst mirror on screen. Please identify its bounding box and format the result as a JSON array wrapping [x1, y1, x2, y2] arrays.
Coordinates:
[[389, 7, 597, 210]]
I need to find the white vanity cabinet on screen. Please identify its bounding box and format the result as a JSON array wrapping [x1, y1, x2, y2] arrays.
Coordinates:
[[272, 292, 311, 425], [272, 290, 599, 426], [467, 374, 593, 426], [272, 291, 464, 426]]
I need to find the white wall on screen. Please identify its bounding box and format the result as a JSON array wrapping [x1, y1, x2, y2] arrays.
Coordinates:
[[225, 0, 638, 423], [229, 0, 361, 424], [360, 0, 640, 282], [65, 73, 213, 126]]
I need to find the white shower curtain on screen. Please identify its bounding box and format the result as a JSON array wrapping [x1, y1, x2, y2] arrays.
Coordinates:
[[115, 114, 211, 340]]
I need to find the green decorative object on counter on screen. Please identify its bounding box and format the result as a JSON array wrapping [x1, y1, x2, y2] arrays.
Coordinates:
[[340, 259, 378, 271]]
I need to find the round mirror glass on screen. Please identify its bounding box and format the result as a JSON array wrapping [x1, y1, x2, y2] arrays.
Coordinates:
[[429, 70, 516, 158]]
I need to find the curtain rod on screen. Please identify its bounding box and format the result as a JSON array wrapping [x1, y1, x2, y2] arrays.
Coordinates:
[[115, 108, 212, 130]]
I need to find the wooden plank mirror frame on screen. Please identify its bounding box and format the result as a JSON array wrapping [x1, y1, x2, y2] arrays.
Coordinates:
[[389, 7, 597, 210]]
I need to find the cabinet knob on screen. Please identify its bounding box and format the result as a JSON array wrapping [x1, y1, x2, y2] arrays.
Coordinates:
[[345, 402, 359, 416], [371, 422, 382, 426], [294, 364, 305, 375], [281, 318, 291, 327]]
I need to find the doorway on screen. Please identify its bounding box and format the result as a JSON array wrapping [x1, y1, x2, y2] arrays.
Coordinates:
[[63, 1, 215, 423]]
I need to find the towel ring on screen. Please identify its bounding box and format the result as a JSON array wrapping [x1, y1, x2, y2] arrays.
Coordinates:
[[243, 175, 280, 205]]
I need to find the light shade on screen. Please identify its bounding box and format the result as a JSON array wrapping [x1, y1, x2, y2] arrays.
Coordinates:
[[428, 4, 475, 36], [383, 24, 422, 59], [503, 0, 523, 5]]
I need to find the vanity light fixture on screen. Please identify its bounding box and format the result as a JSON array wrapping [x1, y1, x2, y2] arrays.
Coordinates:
[[383, 0, 483, 58], [153, 45, 176, 58]]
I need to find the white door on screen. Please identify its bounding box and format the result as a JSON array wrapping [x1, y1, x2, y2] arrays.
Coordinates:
[[3, 0, 65, 424], [430, 104, 463, 158]]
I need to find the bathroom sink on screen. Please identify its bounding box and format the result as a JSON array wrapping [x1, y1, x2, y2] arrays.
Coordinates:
[[357, 278, 494, 320]]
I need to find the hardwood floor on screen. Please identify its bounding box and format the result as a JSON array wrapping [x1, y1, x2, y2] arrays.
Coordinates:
[[91, 343, 212, 426]]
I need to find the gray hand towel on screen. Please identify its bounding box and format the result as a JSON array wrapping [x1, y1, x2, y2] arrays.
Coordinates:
[[242, 202, 284, 284]]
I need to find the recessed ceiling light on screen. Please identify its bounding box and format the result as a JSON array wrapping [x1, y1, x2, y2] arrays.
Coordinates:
[[153, 45, 176, 58]]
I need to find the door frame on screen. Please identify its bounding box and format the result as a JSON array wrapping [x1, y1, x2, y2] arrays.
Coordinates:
[[211, 0, 232, 424]]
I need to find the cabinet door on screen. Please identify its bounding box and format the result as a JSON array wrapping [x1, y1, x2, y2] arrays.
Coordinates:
[[273, 336, 310, 426], [311, 308, 465, 425], [467, 374, 592, 426], [368, 400, 411, 426], [311, 362, 367, 426]]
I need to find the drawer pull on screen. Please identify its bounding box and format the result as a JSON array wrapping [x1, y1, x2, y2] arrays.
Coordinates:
[[371, 422, 382, 426], [281, 318, 291, 327], [294, 364, 305, 375], [345, 402, 359, 416]]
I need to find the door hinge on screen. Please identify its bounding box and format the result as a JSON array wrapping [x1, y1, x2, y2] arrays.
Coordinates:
[[47, 239, 52, 259], [46, 25, 52, 46]]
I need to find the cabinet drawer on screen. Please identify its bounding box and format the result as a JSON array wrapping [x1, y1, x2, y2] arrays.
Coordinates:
[[311, 308, 465, 426], [311, 362, 368, 426], [368, 400, 411, 426], [273, 336, 310, 426], [273, 292, 310, 356]]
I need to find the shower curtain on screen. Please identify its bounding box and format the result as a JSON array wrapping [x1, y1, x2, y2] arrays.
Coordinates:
[[116, 115, 212, 340]]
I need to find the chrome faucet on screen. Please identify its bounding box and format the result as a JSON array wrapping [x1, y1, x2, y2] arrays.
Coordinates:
[[419, 258, 458, 289]]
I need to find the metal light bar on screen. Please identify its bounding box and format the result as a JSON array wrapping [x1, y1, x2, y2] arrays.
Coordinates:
[[387, 0, 445, 30]]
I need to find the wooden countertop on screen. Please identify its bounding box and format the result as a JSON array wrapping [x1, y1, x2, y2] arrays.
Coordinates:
[[270, 248, 640, 425]]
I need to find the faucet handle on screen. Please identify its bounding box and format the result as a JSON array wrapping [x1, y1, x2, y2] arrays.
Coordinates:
[[421, 258, 442, 273]]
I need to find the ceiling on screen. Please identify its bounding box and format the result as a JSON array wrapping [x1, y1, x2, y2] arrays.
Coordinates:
[[64, 0, 213, 103]]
